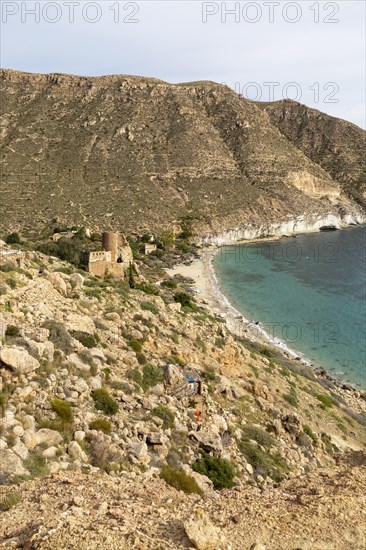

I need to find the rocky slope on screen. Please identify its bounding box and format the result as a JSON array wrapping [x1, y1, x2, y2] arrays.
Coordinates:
[[261, 100, 366, 207], [0, 238, 365, 549], [1, 69, 365, 237]]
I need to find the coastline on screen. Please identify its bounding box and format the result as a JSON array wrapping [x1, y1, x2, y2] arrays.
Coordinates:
[[167, 223, 366, 401]]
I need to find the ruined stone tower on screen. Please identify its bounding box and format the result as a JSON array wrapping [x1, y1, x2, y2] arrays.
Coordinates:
[[88, 232, 133, 278]]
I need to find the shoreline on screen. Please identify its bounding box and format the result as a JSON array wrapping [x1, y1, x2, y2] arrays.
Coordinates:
[[167, 225, 366, 397]]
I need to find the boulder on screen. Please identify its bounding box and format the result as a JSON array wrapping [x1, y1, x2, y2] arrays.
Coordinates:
[[0, 449, 29, 482], [191, 429, 223, 453], [65, 313, 96, 335], [128, 439, 149, 462], [282, 414, 301, 436], [35, 428, 63, 447], [182, 464, 214, 493], [184, 508, 222, 550], [0, 346, 40, 374], [46, 272, 68, 296], [67, 441, 88, 462]]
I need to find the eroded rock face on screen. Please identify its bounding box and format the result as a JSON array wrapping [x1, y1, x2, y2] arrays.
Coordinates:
[[46, 272, 67, 296], [0, 346, 40, 374], [184, 508, 222, 550]]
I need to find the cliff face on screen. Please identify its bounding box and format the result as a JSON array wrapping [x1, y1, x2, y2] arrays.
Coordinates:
[[0, 69, 364, 235]]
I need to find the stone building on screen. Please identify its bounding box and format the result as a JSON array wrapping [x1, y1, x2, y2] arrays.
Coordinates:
[[144, 243, 157, 255], [88, 232, 133, 278]]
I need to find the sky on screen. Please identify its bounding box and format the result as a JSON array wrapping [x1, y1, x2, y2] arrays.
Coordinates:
[[1, 0, 365, 127]]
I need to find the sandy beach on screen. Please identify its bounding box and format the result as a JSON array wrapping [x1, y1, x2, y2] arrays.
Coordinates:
[[166, 244, 301, 357]]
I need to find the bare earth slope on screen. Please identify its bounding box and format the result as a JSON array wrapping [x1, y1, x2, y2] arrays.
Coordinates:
[[1, 69, 364, 234]]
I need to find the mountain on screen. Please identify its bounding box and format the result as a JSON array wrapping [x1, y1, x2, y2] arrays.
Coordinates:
[[0, 69, 365, 235], [261, 99, 366, 207]]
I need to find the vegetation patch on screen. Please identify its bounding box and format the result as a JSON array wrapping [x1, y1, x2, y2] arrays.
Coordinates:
[[303, 424, 318, 446], [71, 331, 99, 349], [192, 451, 236, 490], [152, 405, 175, 429], [160, 466, 203, 495], [5, 325, 20, 337], [316, 393, 336, 409], [44, 321, 73, 354], [0, 491, 21, 511], [92, 388, 119, 416], [89, 418, 112, 434]]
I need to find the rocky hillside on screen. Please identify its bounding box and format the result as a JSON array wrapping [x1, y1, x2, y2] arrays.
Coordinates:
[[261, 99, 366, 207], [0, 237, 365, 548], [1, 69, 365, 236]]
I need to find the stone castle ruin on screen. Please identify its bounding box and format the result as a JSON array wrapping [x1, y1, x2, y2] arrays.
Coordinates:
[[88, 232, 133, 278]]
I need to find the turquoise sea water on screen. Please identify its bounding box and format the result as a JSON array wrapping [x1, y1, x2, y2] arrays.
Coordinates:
[[213, 226, 366, 388]]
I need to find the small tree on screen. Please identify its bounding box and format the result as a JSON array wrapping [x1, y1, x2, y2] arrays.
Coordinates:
[[5, 232, 21, 245], [128, 262, 135, 289]]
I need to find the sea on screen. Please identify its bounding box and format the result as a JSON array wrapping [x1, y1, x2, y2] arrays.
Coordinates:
[[213, 225, 366, 389]]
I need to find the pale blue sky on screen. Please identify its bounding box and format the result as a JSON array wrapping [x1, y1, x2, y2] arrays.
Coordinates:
[[1, 0, 365, 127]]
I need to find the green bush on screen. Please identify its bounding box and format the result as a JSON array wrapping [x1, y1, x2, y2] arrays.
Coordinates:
[[160, 466, 203, 495], [242, 425, 276, 448], [129, 338, 142, 352], [202, 368, 216, 381], [5, 232, 21, 245], [316, 393, 335, 409], [152, 405, 175, 429], [136, 352, 147, 365], [6, 277, 17, 289], [0, 491, 21, 511], [24, 452, 49, 478], [71, 331, 99, 349], [142, 364, 163, 389], [51, 398, 73, 424], [283, 390, 299, 407], [0, 283, 7, 296], [161, 279, 177, 290], [192, 451, 236, 490], [92, 388, 119, 415], [89, 418, 112, 434], [174, 292, 194, 308], [238, 440, 287, 482], [141, 301, 159, 314], [303, 424, 318, 446], [135, 282, 159, 295], [5, 325, 20, 337]]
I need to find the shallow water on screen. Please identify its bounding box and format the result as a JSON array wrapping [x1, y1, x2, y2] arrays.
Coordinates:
[[213, 226, 366, 388]]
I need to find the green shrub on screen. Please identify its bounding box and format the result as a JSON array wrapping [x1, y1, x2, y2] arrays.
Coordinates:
[[0, 491, 21, 511], [24, 452, 49, 478], [5, 232, 21, 245], [89, 418, 112, 434], [71, 331, 99, 349], [174, 292, 194, 309], [283, 390, 299, 407], [242, 425, 276, 448], [238, 440, 287, 482], [6, 277, 17, 289], [44, 321, 73, 354], [161, 279, 177, 289], [202, 367, 216, 381], [127, 368, 144, 388], [92, 388, 119, 415], [316, 393, 335, 409], [152, 405, 175, 429], [141, 301, 159, 314], [303, 425, 318, 446], [51, 398, 73, 424], [5, 325, 20, 337], [0, 283, 7, 296], [129, 338, 142, 352], [136, 352, 147, 365], [160, 466, 203, 495], [192, 451, 236, 490], [142, 364, 163, 389], [135, 282, 159, 295]]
